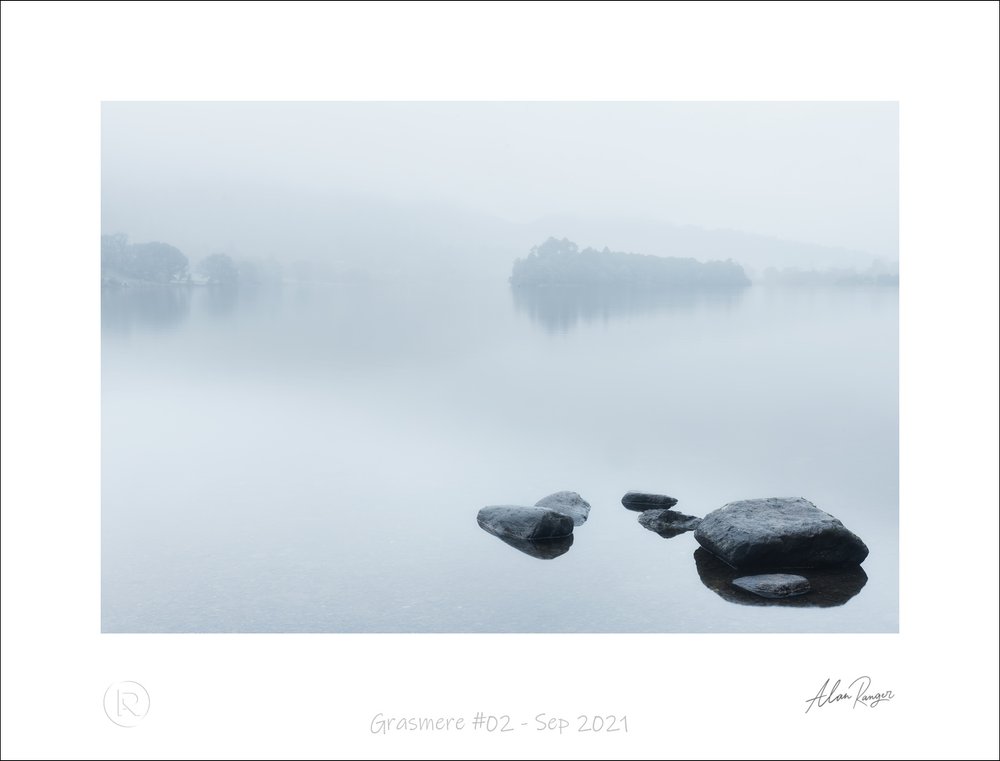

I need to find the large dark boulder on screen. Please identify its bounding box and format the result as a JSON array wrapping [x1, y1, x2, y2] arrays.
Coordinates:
[[535, 491, 591, 527], [477, 505, 574, 541], [622, 492, 678, 511], [694, 548, 868, 608], [694, 497, 869, 569], [637, 508, 701, 538]]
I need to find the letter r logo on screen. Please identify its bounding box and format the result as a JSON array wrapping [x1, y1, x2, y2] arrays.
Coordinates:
[[104, 682, 150, 727]]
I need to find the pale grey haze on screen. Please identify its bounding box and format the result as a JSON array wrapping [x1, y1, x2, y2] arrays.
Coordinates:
[[102, 102, 898, 278]]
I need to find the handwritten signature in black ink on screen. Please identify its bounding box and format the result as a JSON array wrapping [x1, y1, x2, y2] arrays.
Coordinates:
[[805, 677, 894, 713]]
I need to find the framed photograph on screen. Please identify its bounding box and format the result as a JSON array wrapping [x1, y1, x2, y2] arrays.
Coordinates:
[[2, 3, 997, 759]]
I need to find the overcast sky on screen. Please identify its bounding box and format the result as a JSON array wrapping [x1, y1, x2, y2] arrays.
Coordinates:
[[103, 102, 898, 260]]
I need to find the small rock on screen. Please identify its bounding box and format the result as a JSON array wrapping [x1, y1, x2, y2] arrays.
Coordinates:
[[637, 508, 701, 538], [694, 497, 869, 569], [622, 492, 678, 511], [732, 574, 811, 599], [694, 548, 868, 608], [535, 491, 591, 526], [477, 505, 574, 541]]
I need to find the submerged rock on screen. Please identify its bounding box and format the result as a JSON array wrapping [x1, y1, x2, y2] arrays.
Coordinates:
[[732, 573, 811, 599], [637, 508, 701, 538], [476, 505, 574, 541], [694, 497, 869, 569], [490, 532, 574, 560], [622, 492, 678, 511], [535, 491, 591, 527], [694, 548, 868, 608]]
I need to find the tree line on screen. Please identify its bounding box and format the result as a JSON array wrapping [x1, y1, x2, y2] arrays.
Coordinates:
[[510, 237, 751, 288], [101, 234, 282, 287]]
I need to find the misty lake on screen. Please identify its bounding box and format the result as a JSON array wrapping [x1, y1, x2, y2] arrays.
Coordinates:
[[102, 281, 898, 632]]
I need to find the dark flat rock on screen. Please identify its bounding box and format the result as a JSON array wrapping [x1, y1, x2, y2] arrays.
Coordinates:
[[732, 573, 811, 599], [477, 505, 574, 541], [535, 491, 591, 527], [637, 508, 701, 538], [694, 497, 869, 569], [622, 492, 678, 511], [694, 548, 868, 608]]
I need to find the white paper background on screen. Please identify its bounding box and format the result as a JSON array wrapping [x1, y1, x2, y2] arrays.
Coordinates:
[[1, 2, 998, 759]]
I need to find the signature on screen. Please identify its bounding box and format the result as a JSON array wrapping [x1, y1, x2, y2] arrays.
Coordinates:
[[805, 677, 894, 713]]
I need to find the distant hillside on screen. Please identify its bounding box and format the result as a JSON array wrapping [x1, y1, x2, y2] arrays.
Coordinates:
[[760, 260, 899, 287], [510, 238, 750, 288], [104, 192, 890, 284], [521, 214, 886, 276]]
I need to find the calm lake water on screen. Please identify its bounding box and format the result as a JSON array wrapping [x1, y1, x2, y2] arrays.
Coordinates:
[[102, 280, 898, 632]]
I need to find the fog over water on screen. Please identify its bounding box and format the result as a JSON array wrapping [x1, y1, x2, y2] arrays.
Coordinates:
[[102, 103, 898, 632], [102, 102, 898, 278]]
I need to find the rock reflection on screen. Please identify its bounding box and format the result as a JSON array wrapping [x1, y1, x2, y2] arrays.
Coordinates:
[[511, 284, 746, 333], [694, 548, 868, 607], [480, 527, 575, 559]]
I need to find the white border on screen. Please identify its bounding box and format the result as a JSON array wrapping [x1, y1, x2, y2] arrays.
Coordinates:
[[2, 2, 998, 759]]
